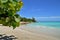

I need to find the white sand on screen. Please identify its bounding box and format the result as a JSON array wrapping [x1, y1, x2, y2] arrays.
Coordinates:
[[0, 25, 60, 40]]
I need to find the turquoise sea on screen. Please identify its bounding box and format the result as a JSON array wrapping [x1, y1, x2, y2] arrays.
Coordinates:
[[21, 21, 60, 39], [27, 21, 60, 28]]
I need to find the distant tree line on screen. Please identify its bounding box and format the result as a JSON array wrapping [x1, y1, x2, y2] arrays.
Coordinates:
[[20, 17, 36, 22]]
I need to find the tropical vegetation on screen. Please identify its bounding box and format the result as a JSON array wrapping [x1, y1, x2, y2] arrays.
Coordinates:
[[20, 17, 36, 22], [0, 0, 36, 29], [0, 0, 23, 29]]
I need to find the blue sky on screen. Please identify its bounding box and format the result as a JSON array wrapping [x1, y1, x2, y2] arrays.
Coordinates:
[[18, 0, 60, 21]]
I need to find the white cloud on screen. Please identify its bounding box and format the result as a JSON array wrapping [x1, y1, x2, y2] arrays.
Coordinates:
[[35, 16, 60, 19]]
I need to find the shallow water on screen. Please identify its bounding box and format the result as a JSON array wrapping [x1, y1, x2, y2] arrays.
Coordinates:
[[27, 21, 60, 28], [20, 21, 60, 40]]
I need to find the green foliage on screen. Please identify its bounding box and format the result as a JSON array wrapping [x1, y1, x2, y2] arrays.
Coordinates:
[[31, 17, 36, 22], [0, 0, 23, 29], [20, 17, 36, 22]]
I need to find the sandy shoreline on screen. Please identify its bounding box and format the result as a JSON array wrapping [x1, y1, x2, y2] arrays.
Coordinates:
[[0, 25, 60, 40]]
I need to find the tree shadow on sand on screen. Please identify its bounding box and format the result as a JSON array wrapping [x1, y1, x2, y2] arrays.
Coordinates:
[[0, 34, 17, 40]]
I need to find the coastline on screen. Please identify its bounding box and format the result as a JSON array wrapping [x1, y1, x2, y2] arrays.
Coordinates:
[[0, 24, 60, 40], [20, 22, 29, 25]]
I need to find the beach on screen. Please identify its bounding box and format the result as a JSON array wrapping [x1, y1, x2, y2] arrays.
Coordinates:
[[0, 24, 60, 40], [0, 0, 60, 40]]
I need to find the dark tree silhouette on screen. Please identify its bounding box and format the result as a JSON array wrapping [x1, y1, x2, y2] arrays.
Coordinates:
[[0, 34, 17, 40]]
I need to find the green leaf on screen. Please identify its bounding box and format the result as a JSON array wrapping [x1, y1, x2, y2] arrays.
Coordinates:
[[14, 17, 20, 22], [0, 0, 23, 29], [12, 21, 17, 29], [1, 0, 8, 3]]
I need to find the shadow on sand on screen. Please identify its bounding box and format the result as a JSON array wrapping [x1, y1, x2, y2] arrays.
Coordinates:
[[0, 34, 17, 40]]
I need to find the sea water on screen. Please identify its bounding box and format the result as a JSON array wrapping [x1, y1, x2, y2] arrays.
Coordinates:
[[27, 21, 60, 28], [21, 21, 60, 39]]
